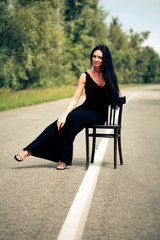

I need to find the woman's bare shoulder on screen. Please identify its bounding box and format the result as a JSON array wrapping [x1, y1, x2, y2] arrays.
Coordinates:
[[80, 71, 89, 79], [79, 69, 91, 82]]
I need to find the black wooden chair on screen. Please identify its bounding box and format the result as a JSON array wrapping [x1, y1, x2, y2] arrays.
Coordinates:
[[85, 96, 126, 169]]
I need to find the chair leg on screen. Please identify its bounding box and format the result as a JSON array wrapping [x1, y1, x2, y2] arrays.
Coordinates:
[[91, 128, 96, 163], [114, 129, 118, 169], [118, 135, 123, 165], [85, 128, 89, 169]]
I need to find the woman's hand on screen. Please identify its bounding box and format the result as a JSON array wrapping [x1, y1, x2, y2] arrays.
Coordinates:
[[57, 115, 67, 131]]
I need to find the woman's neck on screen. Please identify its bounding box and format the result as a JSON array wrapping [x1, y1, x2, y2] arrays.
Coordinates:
[[93, 66, 102, 75]]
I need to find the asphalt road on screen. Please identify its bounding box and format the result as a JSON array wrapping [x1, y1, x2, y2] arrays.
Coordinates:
[[0, 85, 160, 240]]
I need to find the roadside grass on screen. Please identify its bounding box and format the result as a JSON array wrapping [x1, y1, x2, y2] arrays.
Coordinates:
[[0, 86, 77, 111], [0, 83, 148, 111]]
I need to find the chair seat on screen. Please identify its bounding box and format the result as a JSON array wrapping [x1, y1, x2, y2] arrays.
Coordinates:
[[89, 124, 121, 129], [88, 133, 121, 138]]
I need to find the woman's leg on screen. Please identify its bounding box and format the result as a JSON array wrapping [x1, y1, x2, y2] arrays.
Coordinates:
[[60, 107, 106, 165], [23, 120, 58, 153], [15, 106, 105, 165], [15, 120, 60, 162]]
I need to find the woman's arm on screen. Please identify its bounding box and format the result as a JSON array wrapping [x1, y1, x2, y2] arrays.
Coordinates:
[[57, 72, 86, 130]]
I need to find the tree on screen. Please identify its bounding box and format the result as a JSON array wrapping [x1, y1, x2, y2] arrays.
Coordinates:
[[129, 29, 150, 50], [108, 17, 128, 51], [112, 48, 136, 83], [0, 0, 64, 89], [127, 30, 160, 83], [62, 0, 108, 81], [136, 47, 160, 83], [0, 0, 159, 89]]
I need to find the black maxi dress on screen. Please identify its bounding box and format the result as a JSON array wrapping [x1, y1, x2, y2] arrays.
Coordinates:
[[23, 72, 112, 165]]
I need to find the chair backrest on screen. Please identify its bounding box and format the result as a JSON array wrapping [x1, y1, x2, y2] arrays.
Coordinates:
[[105, 96, 126, 126]]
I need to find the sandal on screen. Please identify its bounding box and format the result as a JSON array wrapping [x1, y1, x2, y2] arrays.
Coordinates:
[[14, 153, 24, 162], [57, 161, 66, 170]]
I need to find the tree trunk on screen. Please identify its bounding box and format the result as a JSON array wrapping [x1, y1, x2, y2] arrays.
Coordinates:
[[26, 69, 31, 89]]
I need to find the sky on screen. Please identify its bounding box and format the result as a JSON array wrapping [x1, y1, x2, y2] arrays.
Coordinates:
[[99, 0, 160, 54]]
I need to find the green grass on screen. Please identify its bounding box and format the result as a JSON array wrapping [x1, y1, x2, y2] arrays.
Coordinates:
[[0, 86, 77, 111], [0, 83, 150, 111]]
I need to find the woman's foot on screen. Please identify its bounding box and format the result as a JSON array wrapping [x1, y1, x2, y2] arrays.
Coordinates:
[[56, 161, 66, 170], [14, 150, 31, 162]]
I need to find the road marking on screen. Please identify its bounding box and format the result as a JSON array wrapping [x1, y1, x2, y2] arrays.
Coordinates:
[[57, 92, 137, 240], [126, 92, 137, 102], [57, 133, 111, 240]]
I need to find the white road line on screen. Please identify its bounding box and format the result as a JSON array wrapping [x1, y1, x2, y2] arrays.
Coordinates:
[[57, 134, 111, 240], [126, 92, 137, 102], [57, 92, 137, 240]]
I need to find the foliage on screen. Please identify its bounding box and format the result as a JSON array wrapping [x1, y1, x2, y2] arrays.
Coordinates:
[[129, 28, 150, 50], [0, 0, 64, 89], [108, 19, 160, 84], [108, 17, 128, 51], [0, 0, 160, 90], [62, 0, 108, 80], [136, 47, 160, 83]]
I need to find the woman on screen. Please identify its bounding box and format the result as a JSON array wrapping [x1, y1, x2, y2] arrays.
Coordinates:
[[14, 45, 122, 170]]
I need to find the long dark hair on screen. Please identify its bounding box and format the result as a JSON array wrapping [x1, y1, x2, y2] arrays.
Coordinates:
[[90, 45, 122, 104]]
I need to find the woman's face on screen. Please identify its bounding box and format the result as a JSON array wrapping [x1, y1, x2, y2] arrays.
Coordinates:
[[92, 50, 103, 68]]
